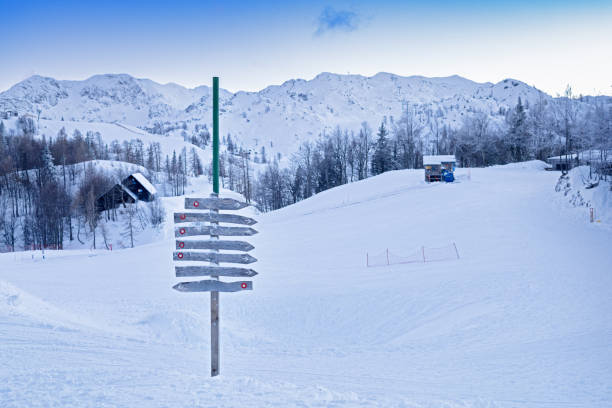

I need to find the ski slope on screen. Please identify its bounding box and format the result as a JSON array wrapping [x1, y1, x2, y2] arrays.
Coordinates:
[[1, 163, 611, 407]]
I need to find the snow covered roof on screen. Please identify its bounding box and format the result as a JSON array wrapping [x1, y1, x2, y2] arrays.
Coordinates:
[[423, 155, 456, 165], [130, 172, 157, 195], [547, 153, 577, 161], [547, 150, 612, 163], [120, 184, 138, 201]]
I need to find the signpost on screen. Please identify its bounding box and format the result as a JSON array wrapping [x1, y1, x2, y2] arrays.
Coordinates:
[[185, 197, 250, 210], [175, 240, 254, 251], [173, 280, 253, 293], [175, 225, 258, 237], [173, 251, 256, 263], [176, 266, 258, 277], [174, 212, 257, 225], [172, 76, 258, 377]]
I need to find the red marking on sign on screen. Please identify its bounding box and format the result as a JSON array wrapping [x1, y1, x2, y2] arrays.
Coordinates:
[[241, 283, 247, 289], [178, 252, 184, 259], [180, 214, 186, 220], [179, 228, 186, 235], [193, 201, 199, 207], [179, 242, 185, 248]]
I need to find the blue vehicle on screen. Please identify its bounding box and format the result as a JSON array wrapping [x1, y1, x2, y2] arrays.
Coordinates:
[[442, 169, 455, 182]]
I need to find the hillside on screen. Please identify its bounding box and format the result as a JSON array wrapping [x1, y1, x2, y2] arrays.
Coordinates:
[[1, 163, 611, 407], [0, 73, 556, 155]]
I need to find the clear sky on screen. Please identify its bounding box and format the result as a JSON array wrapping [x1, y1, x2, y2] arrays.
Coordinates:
[[2, 0, 611, 96]]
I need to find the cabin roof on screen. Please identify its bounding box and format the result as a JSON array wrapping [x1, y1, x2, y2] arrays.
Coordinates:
[[120, 184, 138, 201], [547, 150, 612, 163], [129, 172, 157, 195], [423, 155, 456, 165]]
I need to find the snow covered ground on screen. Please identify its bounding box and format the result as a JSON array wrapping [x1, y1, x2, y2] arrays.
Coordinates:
[[1, 163, 611, 407]]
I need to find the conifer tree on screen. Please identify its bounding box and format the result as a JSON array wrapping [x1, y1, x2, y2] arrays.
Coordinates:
[[371, 122, 393, 175], [40, 141, 56, 185]]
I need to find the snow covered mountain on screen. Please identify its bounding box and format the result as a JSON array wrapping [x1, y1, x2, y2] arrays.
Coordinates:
[[0, 74, 223, 124], [0, 73, 550, 154]]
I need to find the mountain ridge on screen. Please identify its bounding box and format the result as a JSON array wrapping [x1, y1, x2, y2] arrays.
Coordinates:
[[0, 72, 593, 155]]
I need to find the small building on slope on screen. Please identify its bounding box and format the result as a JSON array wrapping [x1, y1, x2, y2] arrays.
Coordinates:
[[423, 155, 456, 182], [96, 172, 157, 212], [547, 150, 612, 172]]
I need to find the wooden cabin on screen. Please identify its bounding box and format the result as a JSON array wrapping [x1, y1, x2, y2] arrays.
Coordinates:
[[547, 150, 612, 172], [96, 172, 157, 212], [1, 110, 18, 119], [423, 155, 456, 182], [96, 183, 137, 212], [122, 173, 157, 201], [547, 153, 578, 171]]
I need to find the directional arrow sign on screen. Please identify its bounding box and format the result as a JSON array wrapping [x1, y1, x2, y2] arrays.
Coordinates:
[[174, 212, 257, 226], [175, 226, 258, 238], [176, 266, 258, 278], [185, 197, 249, 211], [174, 251, 257, 264], [176, 240, 254, 252], [173, 280, 253, 293]]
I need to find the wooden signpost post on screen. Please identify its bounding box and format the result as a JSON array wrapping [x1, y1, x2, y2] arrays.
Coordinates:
[[172, 76, 258, 377]]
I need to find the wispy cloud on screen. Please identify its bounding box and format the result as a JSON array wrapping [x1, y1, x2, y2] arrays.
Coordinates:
[[315, 6, 360, 36]]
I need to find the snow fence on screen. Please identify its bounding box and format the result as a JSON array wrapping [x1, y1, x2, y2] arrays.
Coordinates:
[[366, 243, 459, 267]]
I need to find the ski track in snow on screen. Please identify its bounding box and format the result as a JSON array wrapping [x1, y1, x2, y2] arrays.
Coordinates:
[[1, 164, 611, 407]]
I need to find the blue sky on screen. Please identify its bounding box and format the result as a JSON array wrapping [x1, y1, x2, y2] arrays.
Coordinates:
[[1, 0, 611, 95]]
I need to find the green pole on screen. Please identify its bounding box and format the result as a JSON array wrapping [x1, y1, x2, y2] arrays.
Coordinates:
[[211, 76, 220, 377], [212, 76, 219, 194]]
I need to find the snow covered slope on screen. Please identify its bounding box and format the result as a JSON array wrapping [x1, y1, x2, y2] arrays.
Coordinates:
[[37, 118, 210, 161], [555, 165, 612, 225], [1, 73, 551, 155], [2, 116, 213, 179], [1, 163, 611, 407]]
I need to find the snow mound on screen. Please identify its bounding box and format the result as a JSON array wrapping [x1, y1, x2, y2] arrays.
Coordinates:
[[491, 160, 549, 171], [0, 280, 81, 331], [134, 310, 208, 344]]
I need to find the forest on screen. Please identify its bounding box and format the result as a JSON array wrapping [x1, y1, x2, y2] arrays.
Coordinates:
[[0, 117, 202, 251]]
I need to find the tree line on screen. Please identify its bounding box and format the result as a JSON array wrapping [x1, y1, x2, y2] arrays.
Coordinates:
[[252, 91, 612, 212]]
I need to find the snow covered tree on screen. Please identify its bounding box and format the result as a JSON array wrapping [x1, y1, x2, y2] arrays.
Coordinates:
[[0, 195, 17, 251], [146, 144, 156, 170], [122, 203, 146, 248], [529, 94, 556, 161], [148, 197, 165, 228], [356, 122, 372, 179], [17, 116, 36, 137], [39, 141, 56, 186], [394, 107, 422, 169], [506, 97, 531, 162], [371, 122, 394, 175], [189, 147, 203, 176]]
